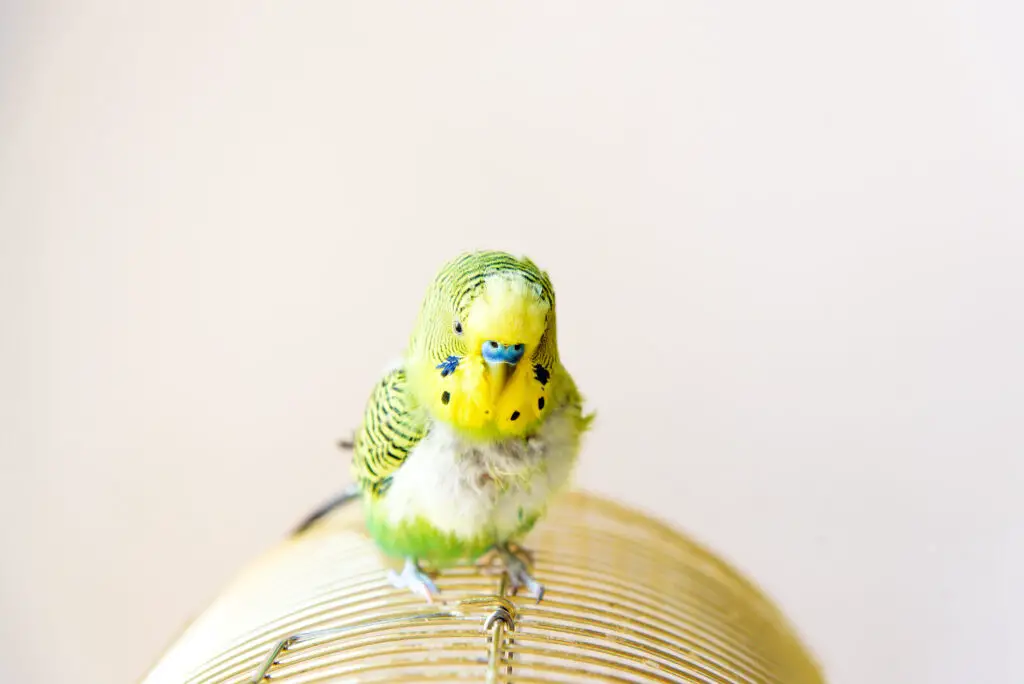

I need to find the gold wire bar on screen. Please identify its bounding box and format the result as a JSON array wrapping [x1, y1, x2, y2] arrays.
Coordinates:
[[140, 491, 824, 684], [249, 613, 459, 682]]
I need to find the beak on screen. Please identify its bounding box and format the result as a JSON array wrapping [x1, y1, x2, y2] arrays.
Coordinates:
[[486, 361, 510, 404], [482, 341, 525, 402]]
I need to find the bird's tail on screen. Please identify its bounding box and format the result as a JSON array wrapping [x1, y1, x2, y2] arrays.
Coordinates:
[[291, 482, 362, 536]]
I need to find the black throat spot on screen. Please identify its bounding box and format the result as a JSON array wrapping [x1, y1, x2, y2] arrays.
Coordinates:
[[533, 364, 550, 386]]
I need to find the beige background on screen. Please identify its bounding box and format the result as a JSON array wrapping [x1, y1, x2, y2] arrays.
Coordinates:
[[2, 2, 1022, 683]]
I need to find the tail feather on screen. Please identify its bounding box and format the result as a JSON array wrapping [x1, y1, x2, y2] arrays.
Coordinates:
[[291, 483, 361, 536]]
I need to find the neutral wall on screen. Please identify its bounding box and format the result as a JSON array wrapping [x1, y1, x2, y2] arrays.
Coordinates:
[[2, 2, 1021, 683]]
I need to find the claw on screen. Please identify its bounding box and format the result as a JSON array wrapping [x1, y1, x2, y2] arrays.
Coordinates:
[[497, 544, 545, 603], [387, 558, 440, 603]]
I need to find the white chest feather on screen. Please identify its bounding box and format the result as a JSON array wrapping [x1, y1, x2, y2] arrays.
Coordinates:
[[380, 408, 579, 540]]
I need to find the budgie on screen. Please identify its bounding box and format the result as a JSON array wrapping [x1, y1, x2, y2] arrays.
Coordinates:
[[297, 251, 592, 602]]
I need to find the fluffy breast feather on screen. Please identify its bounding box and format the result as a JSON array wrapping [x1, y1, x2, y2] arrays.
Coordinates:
[[379, 406, 581, 541]]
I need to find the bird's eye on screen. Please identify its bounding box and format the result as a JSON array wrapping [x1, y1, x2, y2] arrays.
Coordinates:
[[453, 320, 464, 335]]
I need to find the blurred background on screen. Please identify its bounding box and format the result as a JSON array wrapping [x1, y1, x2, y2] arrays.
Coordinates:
[[1, 2, 1021, 683]]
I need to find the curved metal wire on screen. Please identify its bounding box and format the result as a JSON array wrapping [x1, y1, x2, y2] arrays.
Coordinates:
[[142, 491, 825, 684]]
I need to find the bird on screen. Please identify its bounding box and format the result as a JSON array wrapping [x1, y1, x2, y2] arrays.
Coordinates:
[[296, 250, 593, 603]]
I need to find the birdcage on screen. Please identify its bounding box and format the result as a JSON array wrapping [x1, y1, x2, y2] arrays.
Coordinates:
[[142, 490, 824, 683]]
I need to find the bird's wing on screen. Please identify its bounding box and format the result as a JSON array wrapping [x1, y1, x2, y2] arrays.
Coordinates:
[[350, 366, 427, 498]]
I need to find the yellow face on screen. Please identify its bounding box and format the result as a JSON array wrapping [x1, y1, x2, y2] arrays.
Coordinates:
[[416, 275, 553, 440]]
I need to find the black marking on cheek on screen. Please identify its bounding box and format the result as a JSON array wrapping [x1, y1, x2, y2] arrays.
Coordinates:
[[441, 391, 450, 405], [510, 411, 520, 421], [533, 364, 550, 386], [538, 397, 545, 410]]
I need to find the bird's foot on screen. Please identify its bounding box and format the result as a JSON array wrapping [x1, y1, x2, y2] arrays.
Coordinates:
[[476, 543, 534, 572], [475, 548, 502, 574], [505, 542, 535, 566], [497, 544, 545, 603], [387, 558, 440, 604]]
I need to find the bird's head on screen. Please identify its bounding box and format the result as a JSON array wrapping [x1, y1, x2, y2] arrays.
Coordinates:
[[407, 251, 558, 439]]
